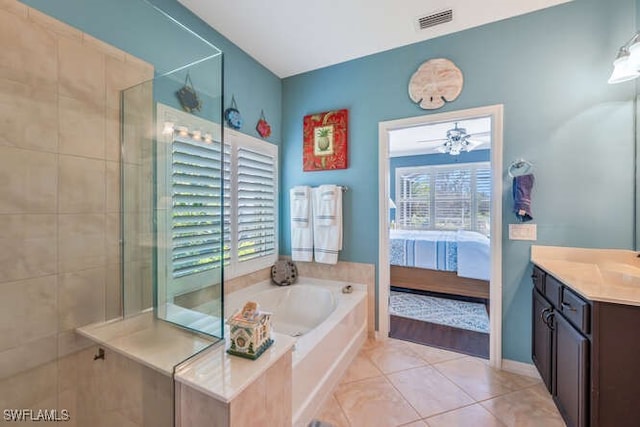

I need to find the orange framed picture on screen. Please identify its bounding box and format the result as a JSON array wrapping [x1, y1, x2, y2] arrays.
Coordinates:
[[303, 109, 348, 171]]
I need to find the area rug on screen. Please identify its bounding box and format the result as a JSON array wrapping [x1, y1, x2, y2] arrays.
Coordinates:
[[389, 291, 489, 334]]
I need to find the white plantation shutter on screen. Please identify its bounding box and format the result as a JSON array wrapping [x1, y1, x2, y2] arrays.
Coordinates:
[[434, 167, 472, 230], [222, 142, 232, 267], [475, 167, 491, 235], [171, 138, 225, 279], [226, 130, 278, 277], [396, 162, 490, 235], [236, 147, 276, 262], [398, 172, 431, 229]]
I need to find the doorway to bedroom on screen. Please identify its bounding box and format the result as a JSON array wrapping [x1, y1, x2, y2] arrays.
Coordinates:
[[378, 105, 503, 365]]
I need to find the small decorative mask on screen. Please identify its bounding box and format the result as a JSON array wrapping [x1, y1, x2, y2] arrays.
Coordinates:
[[256, 110, 272, 138], [176, 72, 202, 113], [224, 96, 243, 130]]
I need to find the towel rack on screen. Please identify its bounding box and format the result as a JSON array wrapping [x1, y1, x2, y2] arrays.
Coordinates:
[[508, 158, 533, 178], [338, 185, 348, 192]]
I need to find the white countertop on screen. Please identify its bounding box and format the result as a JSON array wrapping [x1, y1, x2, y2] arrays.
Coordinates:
[[173, 332, 296, 403], [78, 310, 296, 404], [531, 245, 640, 306], [77, 310, 218, 376]]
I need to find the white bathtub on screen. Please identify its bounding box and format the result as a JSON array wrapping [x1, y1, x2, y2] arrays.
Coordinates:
[[225, 278, 367, 426], [227, 284, 337, 337]]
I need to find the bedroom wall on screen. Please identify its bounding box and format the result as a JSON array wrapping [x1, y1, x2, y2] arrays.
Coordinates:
[[281, 0, 637, 362]]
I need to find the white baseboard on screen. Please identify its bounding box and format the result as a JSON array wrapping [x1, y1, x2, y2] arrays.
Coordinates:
[[501, 359, 541, 380]]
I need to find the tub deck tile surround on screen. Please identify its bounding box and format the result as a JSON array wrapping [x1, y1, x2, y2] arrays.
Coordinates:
[[314, 338, 563, 427]]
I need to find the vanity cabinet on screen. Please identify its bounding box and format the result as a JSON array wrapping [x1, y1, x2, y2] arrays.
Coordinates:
[[532, 287, 553, 389], [531, 265, 640, 427]]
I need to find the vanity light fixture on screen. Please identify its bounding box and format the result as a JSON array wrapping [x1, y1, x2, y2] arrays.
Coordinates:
[[608, 32, 640, 84]]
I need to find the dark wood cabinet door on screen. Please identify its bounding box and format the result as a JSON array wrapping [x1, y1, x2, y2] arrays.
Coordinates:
[[554, 312, 589, 427], [532, 289, 553, 391]]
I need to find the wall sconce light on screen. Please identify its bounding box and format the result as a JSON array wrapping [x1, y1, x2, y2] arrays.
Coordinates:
[[608, 33, 640, 84], [162, 121, 175, 135]]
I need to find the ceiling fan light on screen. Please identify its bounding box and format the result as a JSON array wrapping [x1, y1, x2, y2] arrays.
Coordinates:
[[627, 36, 640, 69], [608, 49, 639, 84]]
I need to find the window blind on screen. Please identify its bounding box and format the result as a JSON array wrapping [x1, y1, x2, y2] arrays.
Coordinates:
[[396, 162, 490, 235]]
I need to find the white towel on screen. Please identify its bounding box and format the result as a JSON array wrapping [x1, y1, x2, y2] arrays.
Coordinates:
[[316, 187, 337, 226], [291, 186, 311, 228], [313, 185, 342, 264], [290, 186, 313, 261]]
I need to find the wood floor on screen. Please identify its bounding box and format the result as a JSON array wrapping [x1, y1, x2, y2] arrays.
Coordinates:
[[389, 287, 490, 359]]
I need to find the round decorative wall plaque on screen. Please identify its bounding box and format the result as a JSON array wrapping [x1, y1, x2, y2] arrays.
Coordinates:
[[408, 58, 464, 110]]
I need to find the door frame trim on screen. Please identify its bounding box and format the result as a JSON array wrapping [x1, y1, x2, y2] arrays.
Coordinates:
[[377, 104, 504, 368]]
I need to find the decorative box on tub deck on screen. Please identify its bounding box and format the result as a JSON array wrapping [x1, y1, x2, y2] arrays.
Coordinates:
[[227, 302, 274, 360]]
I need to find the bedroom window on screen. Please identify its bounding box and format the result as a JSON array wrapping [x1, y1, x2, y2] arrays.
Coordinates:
[[396, 162, 490, 235]]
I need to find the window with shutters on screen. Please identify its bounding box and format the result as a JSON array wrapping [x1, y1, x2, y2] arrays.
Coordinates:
[[395, 162, 490, 235], [157, 104, 278, 297]]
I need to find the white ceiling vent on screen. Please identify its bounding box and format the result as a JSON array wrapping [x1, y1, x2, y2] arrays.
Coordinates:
[[417, 9, 453, 30]]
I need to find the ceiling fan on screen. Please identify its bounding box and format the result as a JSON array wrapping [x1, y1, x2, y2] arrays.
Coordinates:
[[416, 122, 489, 156]]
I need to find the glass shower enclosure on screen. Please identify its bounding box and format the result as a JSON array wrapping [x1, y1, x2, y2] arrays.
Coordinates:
[[121, 47, 225, 340]]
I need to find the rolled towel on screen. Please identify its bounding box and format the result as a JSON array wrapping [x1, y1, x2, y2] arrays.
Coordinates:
[[513, 174, 534, 222]]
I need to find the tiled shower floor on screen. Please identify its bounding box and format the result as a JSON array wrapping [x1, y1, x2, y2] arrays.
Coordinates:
[[313, 338, 565, 427]]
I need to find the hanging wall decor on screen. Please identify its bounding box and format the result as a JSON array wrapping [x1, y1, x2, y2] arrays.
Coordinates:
[[303, 109, 348, 171], [408, 58, 463, 110], [176, 72, 202, 113], [256, 110, 272, 138], [224, 95, 243, 129]]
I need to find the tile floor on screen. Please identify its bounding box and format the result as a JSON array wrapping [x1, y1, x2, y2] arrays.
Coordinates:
[[313, 338, 565, 427]]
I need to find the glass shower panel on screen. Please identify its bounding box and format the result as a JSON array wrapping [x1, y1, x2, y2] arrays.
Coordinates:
[[122, 78, 155, 317], [121, 53, 225, 340]]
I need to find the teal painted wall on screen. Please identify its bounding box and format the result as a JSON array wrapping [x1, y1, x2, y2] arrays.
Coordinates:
[[23, 0, 282, 143], [281, 0, 637, 362]]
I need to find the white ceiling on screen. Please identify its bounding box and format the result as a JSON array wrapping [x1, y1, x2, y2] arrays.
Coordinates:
[[179, 0, 571, 78], [389, 116, 491, 157]]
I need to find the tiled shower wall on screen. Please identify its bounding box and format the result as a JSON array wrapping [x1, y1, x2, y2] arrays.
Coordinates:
[[0, 0, 153, 413]]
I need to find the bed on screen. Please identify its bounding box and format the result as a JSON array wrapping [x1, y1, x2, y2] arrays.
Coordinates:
[[390, 229, 490, 299]]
